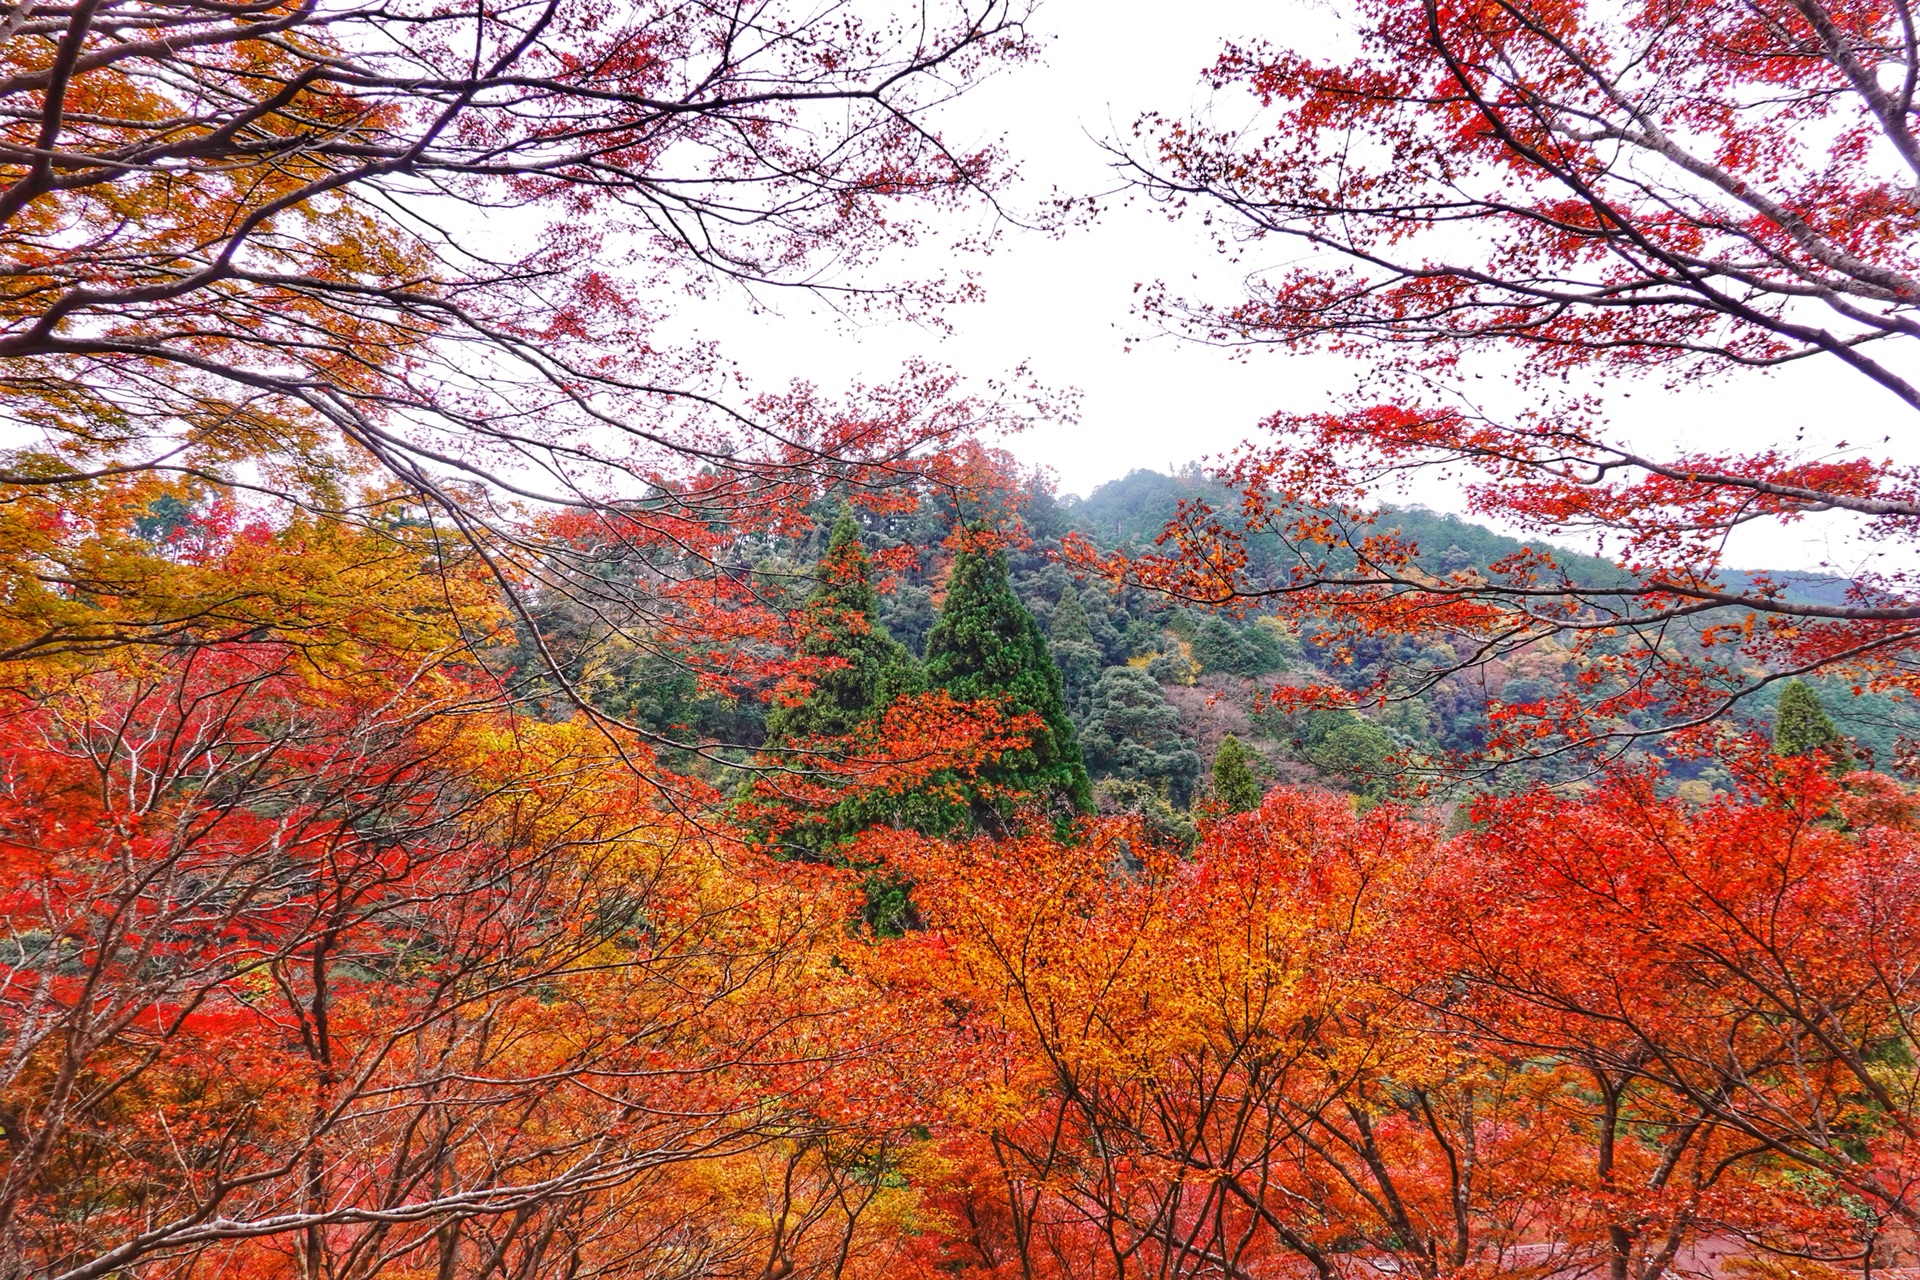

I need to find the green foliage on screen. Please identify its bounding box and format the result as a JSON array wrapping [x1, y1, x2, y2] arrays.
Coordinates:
[[1062, 469, 1210, 548], [925, 539, 1093, 819], [1051, 586, 1093, 644], [1060, 470, 1624, 590], [1316, 719, 1394, 797], [859, 872, 918, 939], [766, 506, 923, 745], [1498, 676, 1555, 707], [879, 582, 938, 658], [1773, 680, 1843, 759], [1080, 666, 1202, 806], [1121, 614, 1165, 658], [1211, 734, 1263, 813], [1051, 644, 1102, 720], [1048, 588, 1103, 718], [1290, 708, 1352, 753], [1146, 651, 1196, 685], [1192, 616, 1288, 676], [1377, 698, 1434, 745], [1281, 707, 1394, 798], [592, 650, 761, 753]]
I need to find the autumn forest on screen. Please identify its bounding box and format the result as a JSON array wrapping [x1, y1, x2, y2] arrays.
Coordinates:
[[3, 0, 1919, 1277]]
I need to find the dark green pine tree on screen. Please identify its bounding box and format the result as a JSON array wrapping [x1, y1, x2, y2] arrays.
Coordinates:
[[1051, 582, 1094, 644], [765, 505, 922, 746], [1773, 680, 1843, 760], [758, 507, 926, 906], [1211, 734, 1263, 814], [925, 537, 1093, 823], [1047, 586, 1103, 718]]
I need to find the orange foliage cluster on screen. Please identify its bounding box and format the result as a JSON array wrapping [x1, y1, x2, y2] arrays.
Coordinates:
[[880, 760, 1920, 1276], [0, 480, 960, 1280], [6, 0, 1920, 1276]]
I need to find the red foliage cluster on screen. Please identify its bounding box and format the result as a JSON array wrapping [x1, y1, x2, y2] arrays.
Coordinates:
[[884, 755, 1920, 1275], [9, 1, 1920, 1276], [1080, 0, 1920, 767]]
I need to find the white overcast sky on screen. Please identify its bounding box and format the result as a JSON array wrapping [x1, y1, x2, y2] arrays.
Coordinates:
[[683, 0, 1915, 575]]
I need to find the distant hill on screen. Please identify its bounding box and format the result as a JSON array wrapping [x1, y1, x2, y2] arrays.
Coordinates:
[[1054, 469, 1906, 775], [1059, 468, 1853, 604], [1059, 468, 1624, 585]]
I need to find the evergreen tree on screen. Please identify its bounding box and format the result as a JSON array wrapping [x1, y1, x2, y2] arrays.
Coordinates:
[[1192, 615, 1288, 676], [1316, 719, 1393, 800], [1051, 583, 1093, 644], [925, 538, 1093, 820], [765, 505, 921, 745], [1080, 665, 1202, 807], [1211, 734, 1263, 813], [1774, 680, 1843, 759], [1048, 587, 1103, 718], [756, 507, 926, 901], [1286, 707, 1394, 800]]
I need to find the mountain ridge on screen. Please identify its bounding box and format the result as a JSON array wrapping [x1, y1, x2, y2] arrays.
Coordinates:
[[1056, 468, 1857, 606]]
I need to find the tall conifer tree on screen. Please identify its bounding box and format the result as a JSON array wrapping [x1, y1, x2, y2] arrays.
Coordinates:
[[1211, 735, 1263, 814], [1048, 586, 1102, 718], [766, 505, 922, 745], [1773, 680, 1843, 760], [926, 538, 1093, 821], [757, 506, 927, 894]]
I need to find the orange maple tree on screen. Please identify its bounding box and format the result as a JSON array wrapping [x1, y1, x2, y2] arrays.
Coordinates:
[[875, 756, 1920, 1276], [0, 0, 1049, 747], [1427, 749, 1920, 1267], [0, 487, 951, 1280]]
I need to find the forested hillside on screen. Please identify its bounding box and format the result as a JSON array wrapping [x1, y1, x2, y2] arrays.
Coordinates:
[[7, 0, 1920, 1274], [564, 468, 1918, 833]]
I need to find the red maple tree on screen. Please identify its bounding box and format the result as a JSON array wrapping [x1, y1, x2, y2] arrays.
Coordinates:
[[1082, 0, 1920, 766]]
